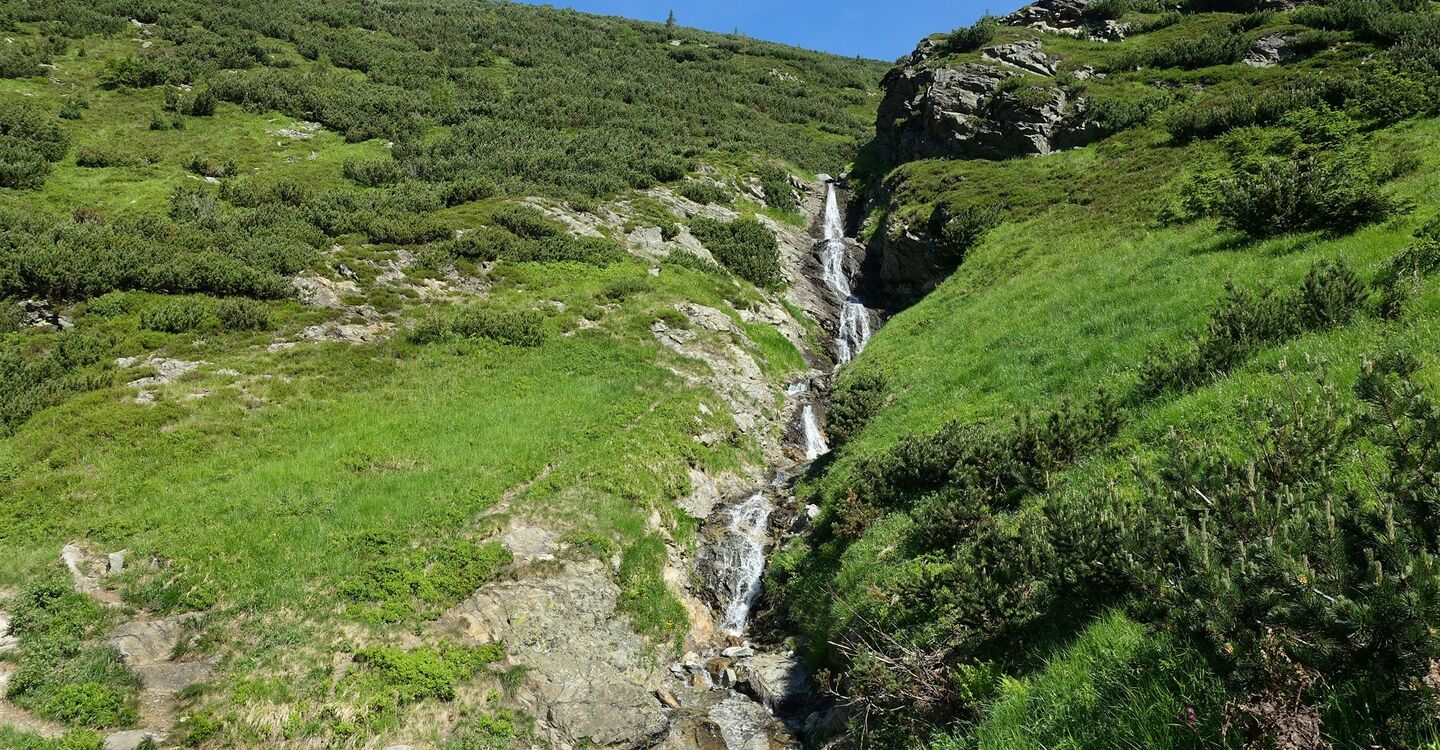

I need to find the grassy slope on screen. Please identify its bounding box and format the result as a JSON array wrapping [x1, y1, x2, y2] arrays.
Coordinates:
[[787, 7, 1440, 746], [0, 1, 885, 744]]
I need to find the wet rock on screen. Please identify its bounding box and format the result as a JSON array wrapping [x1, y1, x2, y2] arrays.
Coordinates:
[[447, 560, 668, 749], [721, 645, 755, 659]]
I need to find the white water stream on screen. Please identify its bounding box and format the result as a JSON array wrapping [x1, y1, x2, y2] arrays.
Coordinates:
[[714, 181, 872, 637], [717, 492, 775, 635], [819, 183, 872, 365]]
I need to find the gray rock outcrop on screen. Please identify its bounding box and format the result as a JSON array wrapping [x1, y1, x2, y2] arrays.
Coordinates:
[[875, 51, 1097, 163], [447, 560, 669, 749]]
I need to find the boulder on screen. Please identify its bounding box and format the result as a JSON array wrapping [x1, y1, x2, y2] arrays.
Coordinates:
[[739, 653, 813, 715], [875, 52, 1097, 163], [102, 730, 164, 750], [983, 40, 1058, 76], [448, 560, 669, 749], [1244, 33, 1297, 67]]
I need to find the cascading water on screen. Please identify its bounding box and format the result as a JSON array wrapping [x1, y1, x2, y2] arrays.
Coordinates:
[[717, 492, 774, 635], [683, 180, 880, 747], [801, 404, 828, 461], [819, 183, 872, 364]]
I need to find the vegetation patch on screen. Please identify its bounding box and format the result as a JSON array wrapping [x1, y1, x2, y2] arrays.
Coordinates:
[[340, 537, 513, 624], [4, 570, 141, 730]]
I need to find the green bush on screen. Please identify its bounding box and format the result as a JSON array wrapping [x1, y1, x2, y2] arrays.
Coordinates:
[[660, 249, 724, 276], [342, 156, 402, 187], [677, 181, 731, 206], [74, 144, 145, 169], [690, 217, 782, 288], [1113, 29, 1248, 70], [6, 570, 141, 730], [215, 298, 272, 331], [1138, 260, 1365, 396], [140, 298, 210, 333], [490, 205, 562, 240], [83, 292, 135, 318], [443, 711, 529, 750], [757, 165, 798, 214], [350, 643, 504, 706], [409, 307, 545, 348], [943, 16, 999, 53], [0, 105, 69, 189], [0, 329, 114, 432], [1183, 109, 1399, 236], [930, 203, 1004, 264], [600, 276, 652, 301], [827, 369, 888, 446], [504, 235, 626, 266]]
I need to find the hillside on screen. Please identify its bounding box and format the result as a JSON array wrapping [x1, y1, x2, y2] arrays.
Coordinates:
[[769, 0, 1440, 748], [0, 1, 889, 749], [6, 0, 1440, 749]]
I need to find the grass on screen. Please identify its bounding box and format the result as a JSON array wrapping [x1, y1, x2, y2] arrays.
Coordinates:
[[962, 612, 1227, 750]]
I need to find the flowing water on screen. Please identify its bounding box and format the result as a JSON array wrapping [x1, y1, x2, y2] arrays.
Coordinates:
[[712, 181, 873, 637], [717, 492, 774, 635], [694, 180, 879, 746], [819, 183, 872, 365]]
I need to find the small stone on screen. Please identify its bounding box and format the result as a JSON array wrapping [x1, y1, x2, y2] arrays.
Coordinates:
[[722, 645, 756, 659], [656, 688, 681, 710], [108, 551, 127, 575]]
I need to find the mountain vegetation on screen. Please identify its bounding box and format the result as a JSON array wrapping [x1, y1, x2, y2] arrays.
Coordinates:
[[6, 0, 1440, 747], [768, 0, 1440, 747]]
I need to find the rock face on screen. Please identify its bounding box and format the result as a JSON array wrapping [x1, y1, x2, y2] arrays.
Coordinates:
[[1245, 33, 1299, 67], [875, 46, 1098, 163], [447, 560, 669, 749]]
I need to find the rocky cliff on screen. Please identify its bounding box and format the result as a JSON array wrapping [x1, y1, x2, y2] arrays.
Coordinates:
[[874, 38, 1101, 164]]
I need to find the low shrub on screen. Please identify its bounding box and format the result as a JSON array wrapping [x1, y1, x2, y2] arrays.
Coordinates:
[[74, 144, 145, 169], [827, 369, 888, 446], [342, 156, 402, 187], [943, 15, 999, 53], [660, 249, 725, 276], [340, 537, 512, 623], [1113, 29, 1249, 70], [1138, 259, 1365, 396], [757, 165, 798, 214], [6, 570, 141, 729], [504, 235, 626, 266], [490, 204, 562, 240], [677, 181, 731, 206], [690, 217, 782, 288], [409, 307, 545, 348], [349, 643, 504, 706], [600, 276, 652, 301], [215, 298, 271, 331], [443, 711, 530, 750], [84, 292, 136, 318], [0, 105, 69, 189], [140, 298, 210, 333], [442, 228, 513, 262], [1183, 108, 1400, 236], [929, 203, 1004, 264]]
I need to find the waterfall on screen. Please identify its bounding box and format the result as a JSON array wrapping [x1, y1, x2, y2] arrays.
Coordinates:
[[717, 493, 773, 635], [818, 183, 872, 364], [707, 182, 870, 638], [801, 404, 829, 460]]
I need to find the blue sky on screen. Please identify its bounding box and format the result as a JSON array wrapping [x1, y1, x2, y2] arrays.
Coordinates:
[[510, 1, 1020, 61]]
